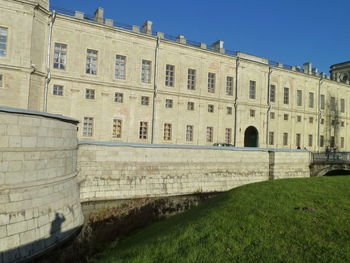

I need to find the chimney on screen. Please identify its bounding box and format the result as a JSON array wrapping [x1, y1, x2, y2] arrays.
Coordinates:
[[303, 62, 312, 74], [177, 35, 186, 44], [212, 40, 225, 54], [142, 20, 153, 35], [94, 7, 104, 23]]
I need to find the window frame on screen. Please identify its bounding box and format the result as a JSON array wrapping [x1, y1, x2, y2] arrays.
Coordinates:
[[85, 89, 95, 100], [86, 49, 98, 75], [115, 55, 126, 79], [208, 73, 216, 93], [53, 43, 67, 70], [0, 27, 8, 57], [112, 119, 122, 138], [53, 84, 64, 96], [187, 69, 196, 90], [141, 60, 152, 83], [165, 64, 175, 87], [83, 117, 94, 137]]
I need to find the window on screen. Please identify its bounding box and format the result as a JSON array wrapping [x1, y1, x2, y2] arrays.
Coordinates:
[[186, 125, 193, 142], [296, 133, 301, 147], [187, 102, 194, 110], [297, 90, 302, 106], [165, 64, 175, 87], [141, 60, 152, 83], [341, 137, 345, 148], [0, 27, 8, 57], [341, 121, 345, 127], [320, 95, 325, 110], [283, 133, 288, 146], [250, 109, 255, 117], [283, 87, 289, 104], [249, 81, 256, 99], [309, 92, 314, 108], [53, 43, 67, 70], [206, 127, 213, 142], [85, 89, 95, 99], [297, 115, 302, 122], [53, 85, 63, 96], [165, 99, 173, 108], [208, 104, 214, 113], [321, 118, 324, 125], [227, 106, 232, 115], [308, 135, 313, 147], [114, 92, 123, 103], [86, 49, 98, 75], [164, 123, 172, 141], [269, 131, 274, 145], [284, 114, 289, 121], [330, 97, 336, 111], [330, 136, 335, 147], [187, 69, 196, 90], [112, 119, 122, 138], [341, 98, 345, 113], [270, 112, 275, 119], [331, 120, 336, 126], [83, 117, 94, 137], [320, 135, 324, 147], [115, 55, 126, 79], [141, 96, 149, 105], [208, 73, 215, 93], [139, 122, 148, 139], [225, 128, 232, 144], [270, 85, 276, 102], [0, 74, 3, 87], [226, 77, 233, 96], [309, 117, 314, 124]]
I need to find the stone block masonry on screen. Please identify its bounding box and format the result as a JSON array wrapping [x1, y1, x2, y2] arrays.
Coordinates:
[[0, 107, 83, 263], [78, 142, 311, 202]]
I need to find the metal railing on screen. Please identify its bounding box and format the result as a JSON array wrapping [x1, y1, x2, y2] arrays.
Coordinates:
[[312, 152, 350, 164]]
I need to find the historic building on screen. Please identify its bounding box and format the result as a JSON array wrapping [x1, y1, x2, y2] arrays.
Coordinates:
[[0, 0, 349, 151]]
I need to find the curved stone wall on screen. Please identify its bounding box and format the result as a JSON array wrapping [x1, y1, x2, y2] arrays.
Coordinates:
[[0, 107, 83, 263]]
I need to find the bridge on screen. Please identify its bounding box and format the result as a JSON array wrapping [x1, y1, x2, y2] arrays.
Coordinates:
[[310, 152, 350, 177]]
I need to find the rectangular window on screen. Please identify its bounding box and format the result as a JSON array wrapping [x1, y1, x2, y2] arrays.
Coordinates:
[[269, 131, 274, 145], [296, 133, 301, 147], [341, 137, 345, 148], [297, 90, 302, 106], [53, 43, 67, 70], [139, 122, 148, 139], [164, 123, 172, 141], [208, 73, 216, 93], [309, 92, 314, 108], [206, 127, 213, 142], [284, 114, 289, 121], [141, 96, 149, 105], [308, 134, 313, 147], [331, 120, 336, 126], [227, 106, 232, 115], [114, 92, 123, 103], [283, 133, 288, 146], [270, 112, 275, 119], [330, 97, 336, 111], [0, 27, 8, 57], [320, 135, 324, 147], [341, 121, 345, 127], [270, 85, 276, 102], [112, 119, 122, 138], [225, 128, 232, 144], [53, 85, 63, 96], [86, 49, 98, 75], [330, 136, 335, 147], [165, 99, 173, 108], [320, 94, 325, 110], [83, 117, 94, 137], [250, 109, 255, 117], [208, 104, 214, 113], [321, 118, 324, 125], [187, 69, 196, 90], [283, 87, 289, 104], [226, 77, 233, 96], [141, 60, 152, 83], [341, 98, 345, 113], [309, 117, 314, 124], [85, 89, 95, 100], [115, 55, 126, 79], [187, 102, 194, 110], [249, 80, 256, 99], [165, 64, 175, 87], [297, 115, 302, 122], [0, 74, 3, 87], [186, 125, 193, 142]]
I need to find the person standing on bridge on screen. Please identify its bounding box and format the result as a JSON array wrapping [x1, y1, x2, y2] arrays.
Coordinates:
[[326, 146, 330, 160]]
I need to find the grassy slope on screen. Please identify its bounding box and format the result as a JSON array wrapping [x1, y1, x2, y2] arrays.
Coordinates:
[[92, 177, 350, 263]]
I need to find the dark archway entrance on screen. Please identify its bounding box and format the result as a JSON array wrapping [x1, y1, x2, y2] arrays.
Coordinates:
[[244, 126, 259, 147], [324, 170, 350, 176]]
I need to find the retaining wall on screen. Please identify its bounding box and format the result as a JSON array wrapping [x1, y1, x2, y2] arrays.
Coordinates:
[[0, 107, 83, 263]]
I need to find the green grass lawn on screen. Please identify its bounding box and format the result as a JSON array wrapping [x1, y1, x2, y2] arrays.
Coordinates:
[[92, 176, 350, 263]]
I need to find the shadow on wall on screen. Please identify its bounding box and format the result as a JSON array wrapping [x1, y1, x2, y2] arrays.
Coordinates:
[[1, 213, 81, 263], [324, 170, 350, 176]]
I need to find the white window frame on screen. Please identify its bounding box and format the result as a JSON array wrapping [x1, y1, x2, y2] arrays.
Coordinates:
[[86, 49, 98, 75], [53, 43, 67, 70], [208, 73, 215, 93], [83, 117, 94, 137], [165, 64, 175, 87], [53, 85, 63, 96], [115, 55, 126, 79], [141, 60, 151, 83], [0, 27, 8, 57], [187, 69, 196, 90]]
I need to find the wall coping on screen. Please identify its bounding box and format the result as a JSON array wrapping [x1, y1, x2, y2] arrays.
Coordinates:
[[79, 141, 310, 153], [0, 106, 79, 124]]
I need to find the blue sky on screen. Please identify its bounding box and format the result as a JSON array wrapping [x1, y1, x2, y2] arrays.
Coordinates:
[[50, 0, 349, 74]]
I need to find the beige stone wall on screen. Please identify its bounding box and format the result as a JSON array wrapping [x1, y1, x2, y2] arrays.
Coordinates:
[[78, 143, 311, 202], [0, 108, 83, 263]]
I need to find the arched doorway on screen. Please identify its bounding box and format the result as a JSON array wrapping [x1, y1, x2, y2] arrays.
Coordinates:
[[244, 126, 259, 147]]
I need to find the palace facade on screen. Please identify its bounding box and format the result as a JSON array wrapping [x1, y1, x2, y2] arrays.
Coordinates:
[[1, 0, 350, 151]]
